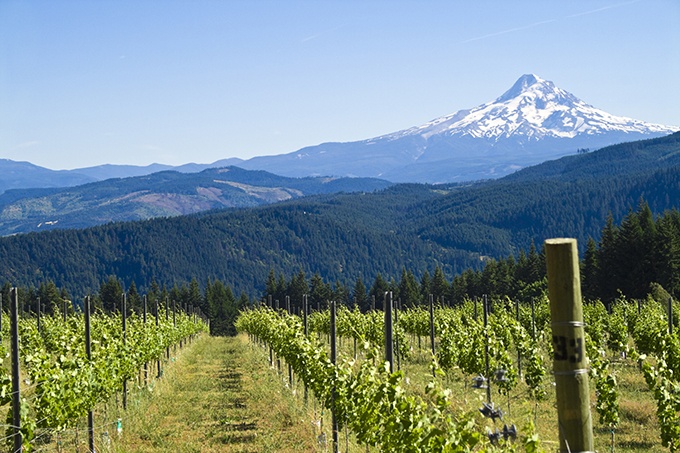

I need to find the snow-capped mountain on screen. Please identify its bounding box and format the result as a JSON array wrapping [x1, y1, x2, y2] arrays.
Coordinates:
[[390, 74, 672, 141], [239, 74, 678, 183]]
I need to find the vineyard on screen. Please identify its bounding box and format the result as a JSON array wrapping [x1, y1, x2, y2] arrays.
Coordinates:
[[236, 291, 680, 452], [0, 240, 678, 452], [0, 290, 207, 452]]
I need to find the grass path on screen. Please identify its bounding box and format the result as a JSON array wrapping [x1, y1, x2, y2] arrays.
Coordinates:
[[104, 332, 664, 452], [111, 334, 318, 452]]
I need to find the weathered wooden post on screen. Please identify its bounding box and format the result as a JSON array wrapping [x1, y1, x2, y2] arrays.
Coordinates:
[[286, 296, 293, 387], [545, 238, 594, 453], [354, 296, 357, 360], [85, 296, 95, 453], [395, 298, 401, 371], [10, 288, 22, 452], [166, 296, 170, 360], [122, 292, 128, 410], [483, 294, 491, 404], [37, 297, 41, 333], [330, 300, 339, 453], [384, 292, 394, 373], [156, 299, 161, 378], [143, 295, 148, 384], [516, 299, 522, 378], [531, 297, 536, 340], [303, 294, 309, 405], [668, 296, 673, 335], [429, 294, 435, 363]]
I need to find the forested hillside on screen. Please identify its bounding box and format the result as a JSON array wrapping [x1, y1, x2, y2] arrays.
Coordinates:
[[426, 166, 680, 256], [503, 131, 680, 182], [0, 166, 392, 235], [448, 202, 680, 303], [6, 200, 677, 337], [0, 161, 677, 300]]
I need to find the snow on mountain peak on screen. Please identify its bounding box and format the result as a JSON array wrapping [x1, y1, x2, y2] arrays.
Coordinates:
[[496, 73, 544, 102], [385, 74, 677, 142]]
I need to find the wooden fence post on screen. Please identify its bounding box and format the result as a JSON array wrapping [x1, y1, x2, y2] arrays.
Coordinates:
[[330, 300, 339, 453], [668, 296, 673, 335], [122, 292, 128, 410], [483, 294, 491, 404], [303, 294, 309, 405], [384, 292, 394, 373], [10, 288, 22, 452], [429, 294, 435, 357], [85, 295, 95, 453], [545, 238, 594, 453]]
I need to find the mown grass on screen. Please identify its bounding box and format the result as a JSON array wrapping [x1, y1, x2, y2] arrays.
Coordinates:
[[108, 334, 319, 452]]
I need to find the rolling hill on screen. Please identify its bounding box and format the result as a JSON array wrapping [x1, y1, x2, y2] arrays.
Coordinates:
[[0, 167, 391, 236], [0, 133, 677, 299]]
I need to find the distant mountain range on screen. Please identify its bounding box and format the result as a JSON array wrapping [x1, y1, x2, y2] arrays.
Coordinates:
[[238, 74, 677, 182], [0, 132, 677, 298], [0, 167, 390, 236], [2, 74, 676, 192], [0, 158, 244, 194], [2, 132, 678, 237]]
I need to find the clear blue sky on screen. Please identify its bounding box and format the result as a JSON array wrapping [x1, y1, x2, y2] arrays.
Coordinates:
[[1, 0, 679, 170]]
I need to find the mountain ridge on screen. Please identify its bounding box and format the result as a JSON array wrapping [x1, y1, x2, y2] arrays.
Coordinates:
[[0, 132, 677, 300], [0, 167, 391, 236], [1, 75, 676, 189], [1, 132, 678, 237], [502, 131, 680, 182], [238, 74, 677, 182]]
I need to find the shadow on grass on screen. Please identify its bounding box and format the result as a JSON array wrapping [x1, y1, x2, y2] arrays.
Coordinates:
[[216, 360, 258, 446], [224, 421, 257, 431]]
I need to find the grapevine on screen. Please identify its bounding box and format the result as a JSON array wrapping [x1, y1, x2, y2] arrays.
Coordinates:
[[1, 306, 206, 451]]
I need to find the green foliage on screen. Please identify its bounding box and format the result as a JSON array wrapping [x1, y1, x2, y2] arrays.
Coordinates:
[[1, 307, 206, 451], [643, 357, 680, 451], [452, 203, 680, 304], [0, 150, 678, 305], [236, 307, 484, 452]]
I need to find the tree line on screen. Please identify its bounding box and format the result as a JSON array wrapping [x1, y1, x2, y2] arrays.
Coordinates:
[[3, 200, 677, 336], [0, 162, 677, 303], [0, 277, 249, 336], [262, 201, 680, 310]]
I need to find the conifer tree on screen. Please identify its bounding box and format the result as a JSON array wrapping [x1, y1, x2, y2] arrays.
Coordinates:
[[582, 237, 599, 301], [38, 280, 64, 315], [420, 270, 431, 302], [99, 276, 122, 312], [398, 269, 421, 307], [597, 214, 619, 303], [369, 273, 390, 309], [431, 266, 450, 305], [310, 272, 332, 310], [127, 281, 142, 314], [333, 280, 349, 305], [287, 268, 309, 310], [352, 277, 368, 311]]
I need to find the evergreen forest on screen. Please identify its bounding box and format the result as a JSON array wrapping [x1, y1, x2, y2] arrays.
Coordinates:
[[0, 132, 678, 335]]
